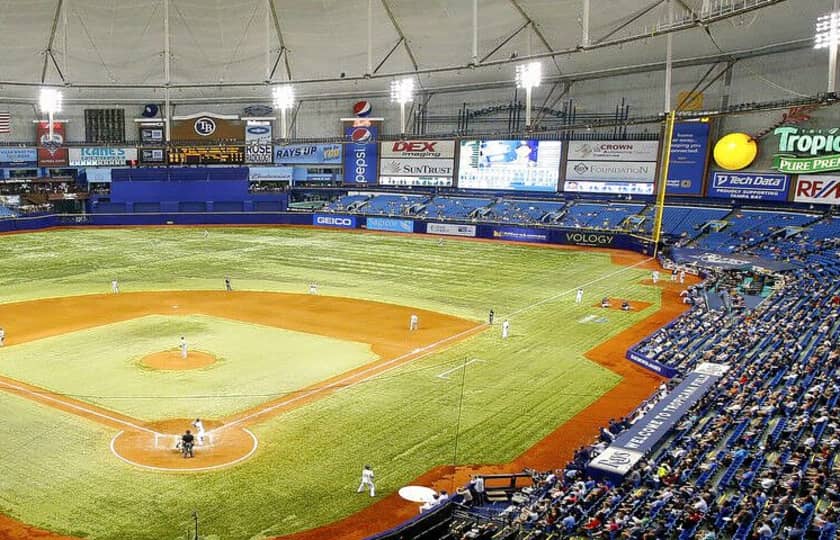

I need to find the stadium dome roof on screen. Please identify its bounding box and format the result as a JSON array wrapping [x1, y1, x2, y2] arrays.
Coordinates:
[[0, 0, 823, 104]]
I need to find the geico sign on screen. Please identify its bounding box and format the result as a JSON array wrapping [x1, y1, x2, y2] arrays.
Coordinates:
[[565, 232, 615, 246], [316, 216, 353, 226]]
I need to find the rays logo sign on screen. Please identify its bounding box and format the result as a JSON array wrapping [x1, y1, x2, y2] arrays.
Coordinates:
[[194, 117, 217, 137]]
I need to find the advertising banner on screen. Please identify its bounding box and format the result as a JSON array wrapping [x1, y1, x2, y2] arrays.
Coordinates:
[[366, 217, 414, 233], [139, 148, 167, 164], [69, 147, 137, 166], [567, 140, 659, 162], [426, 223, 476, 237], [492, 226, 550, 243], [559, 230, 617, 247], [588, 365, 725, 479], [343, 125, 379, 184], [245, 122, 273, 164], [772, 126, 840, 174], [170, 113, 244, 142], [458, 140, 562, 192], [564, 180, 653, 195], [312, 213, 357, 228], [248, 166, 293, 182], [275, 143, 342, 165], [84, 168, 113, 182], [36, 121, 68, 167], [707, 171, 790, 202], [670, 247, 800, 272], [666, 121, 710, 196], [793, 175, 840, 204], [168, 146, 245, 165], [625, 350, 679, 378], [0, 148, 37, 167], [139, 124, 165, 144], [379, 140, 455, 187], [565, 160, 656, 183]]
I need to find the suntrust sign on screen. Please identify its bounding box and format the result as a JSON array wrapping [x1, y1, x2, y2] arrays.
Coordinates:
[[379, 139, 455, 187], [772, 126, 840, 173]]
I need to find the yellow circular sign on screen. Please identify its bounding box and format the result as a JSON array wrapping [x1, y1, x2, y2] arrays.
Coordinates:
[[713, 132, 758, 171]]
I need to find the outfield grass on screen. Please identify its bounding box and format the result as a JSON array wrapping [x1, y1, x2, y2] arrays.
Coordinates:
[[0, 314, 377, 420], [0, 227, 660, 539]]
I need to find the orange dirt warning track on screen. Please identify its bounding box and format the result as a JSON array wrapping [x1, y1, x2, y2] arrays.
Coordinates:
[[0, 260, 697, 540]]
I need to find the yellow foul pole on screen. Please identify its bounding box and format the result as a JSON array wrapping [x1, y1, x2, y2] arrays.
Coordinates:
[[652, 111, 676, 258]]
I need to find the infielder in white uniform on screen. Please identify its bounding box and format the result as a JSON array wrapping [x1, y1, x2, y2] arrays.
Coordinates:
[[575, 288, 584, 304], [111, 279, 119, 294], [309, 283, 318, 295], [409, 314, 419, 331], [179, 336, 188, 359], [192, 418, 206, 445], [501, 320, 510, 339], [0, 327, 5, 347], [652, 270, 659, 284], [357, 465, 375, 497], [679, 270, 686, 284]]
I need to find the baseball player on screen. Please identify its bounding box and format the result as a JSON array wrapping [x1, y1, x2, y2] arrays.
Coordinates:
[[409, 314, 419, 331], [224, 276, 232, 291], [679, 269, 686, 284], [488, 309, 494, 325], [179, 336, 188, 359], [111, 279, 119, 294], [357, 465, 376, 497], [575, 288, 584, 304], [652, 270, 659, 284], [192, 418, 206, 445], [501, 320, 510, 339], [0, 327, 5, 347], [309, 283, 318, 295]]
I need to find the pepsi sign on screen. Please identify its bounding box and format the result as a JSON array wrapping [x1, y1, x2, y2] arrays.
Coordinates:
[[343, 125, 379, 184], [353, 101, 372, 117]]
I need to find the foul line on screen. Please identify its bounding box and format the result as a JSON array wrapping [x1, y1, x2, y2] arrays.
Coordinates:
[[436, 359, 485, 380], [0, 378, 157, 435], [210, 323, 487, 434], [504, 257, 654, 320], [109, 428, 259, 473]]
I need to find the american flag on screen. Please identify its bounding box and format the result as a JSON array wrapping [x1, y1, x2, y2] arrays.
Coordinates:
[[0, 112, 10, 134]]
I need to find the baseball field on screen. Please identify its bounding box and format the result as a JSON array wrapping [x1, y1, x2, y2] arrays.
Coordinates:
[[0, 226, 680, 540]]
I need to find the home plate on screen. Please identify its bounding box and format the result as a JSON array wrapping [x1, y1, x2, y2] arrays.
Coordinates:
[[398, 485, 437, 503]]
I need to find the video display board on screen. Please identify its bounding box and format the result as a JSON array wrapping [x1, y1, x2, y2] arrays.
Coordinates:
[[457, 140, 562, 192]]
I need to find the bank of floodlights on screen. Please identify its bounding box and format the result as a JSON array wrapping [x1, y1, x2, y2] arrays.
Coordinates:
[[515, 62, 542, 128], [390, 78, 414, 134], [272, 85, 295, 139]]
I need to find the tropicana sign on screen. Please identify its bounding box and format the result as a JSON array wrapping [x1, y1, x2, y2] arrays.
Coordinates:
[[772, 126, 840, 174]]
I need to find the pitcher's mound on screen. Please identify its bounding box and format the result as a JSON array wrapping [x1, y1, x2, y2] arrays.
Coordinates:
[[140, 350, 217, 371], [111, 418, 258, 472]]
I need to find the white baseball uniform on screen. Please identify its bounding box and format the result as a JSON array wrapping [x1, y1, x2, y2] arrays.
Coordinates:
[[409, 314, 419, 331], [652, 271, 659, 284], [192, 419, 206, 445], [309, 283, 318, 295], [0, 327, 5, 346], [180, 338, 188, 359], [111, 280, 119, 294], [501, 320, 510, 339], [357, 467, 375, 496], [575, 288, 583, 304]]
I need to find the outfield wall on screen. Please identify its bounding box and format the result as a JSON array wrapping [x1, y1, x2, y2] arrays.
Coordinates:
[[0, 212, 654, 254]]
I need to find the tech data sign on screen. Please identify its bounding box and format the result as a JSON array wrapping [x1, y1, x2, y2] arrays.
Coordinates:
[[793, 175, 840, 205], [772, 127, 840, 174], [379, 140, 455, 187]]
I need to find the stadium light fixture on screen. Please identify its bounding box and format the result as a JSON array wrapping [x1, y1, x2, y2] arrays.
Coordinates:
[[515, 62, 542, 129], [390, 78, 414, 134], [815, 10, 840, 93], [39, 87, 63, 140], [272, 85, 295, 139]]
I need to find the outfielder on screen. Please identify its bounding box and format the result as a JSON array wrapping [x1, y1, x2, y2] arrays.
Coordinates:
[[357, 465, 376, 497], [192, 418, 206, 445], [501, 320, 510, 339], [409, 314, 419, 331], [111, 279, 119, 294], [0, 327, 5, 346], [309, 283, 318, 295], [575, 288, 584, 304], [179, 336, 188, 359]]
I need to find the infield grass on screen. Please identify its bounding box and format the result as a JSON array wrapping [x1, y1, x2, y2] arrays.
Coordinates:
[[0, 227, 660, 540]]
